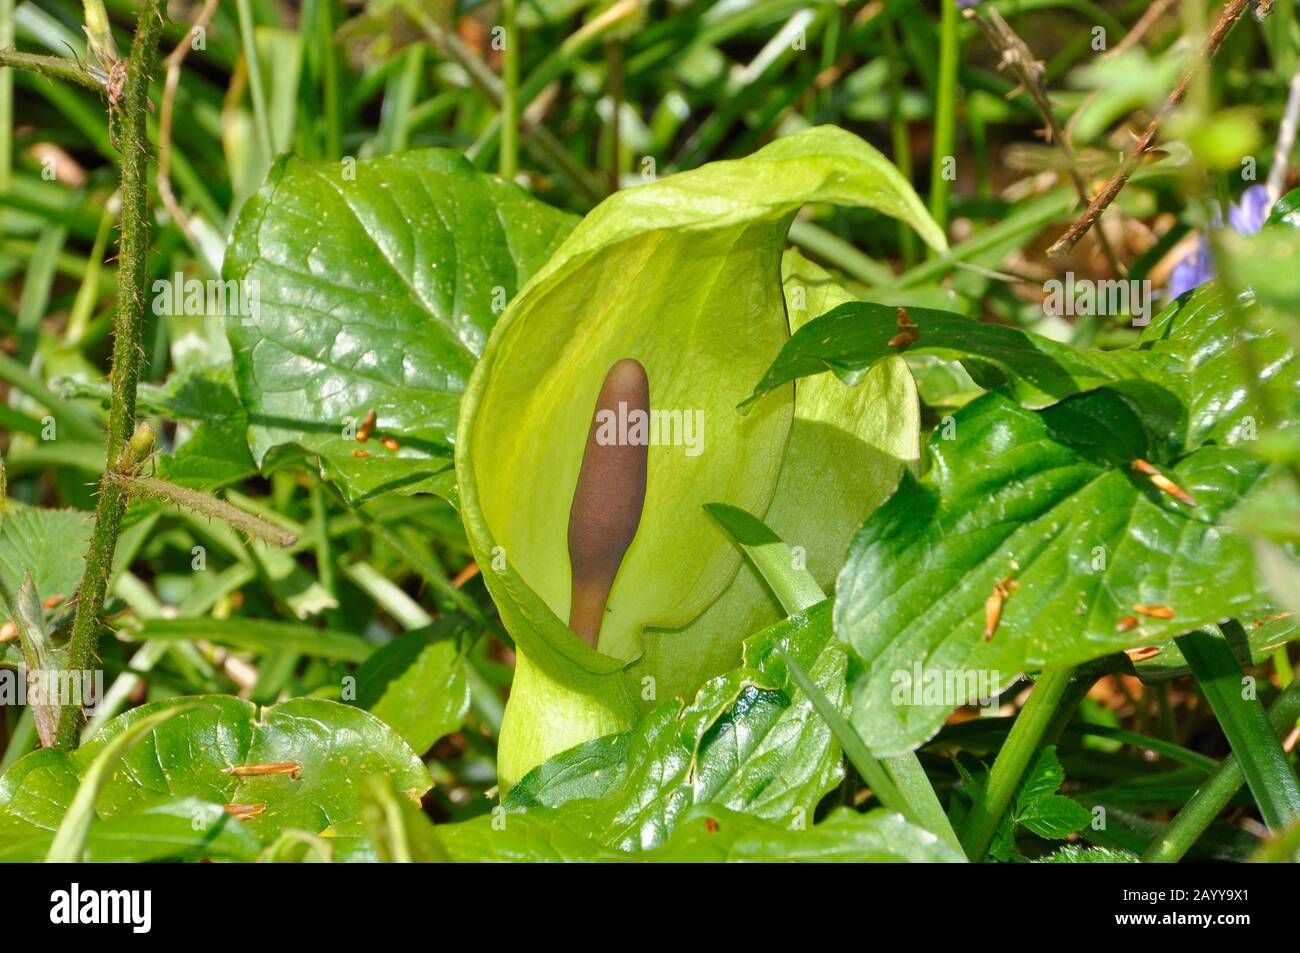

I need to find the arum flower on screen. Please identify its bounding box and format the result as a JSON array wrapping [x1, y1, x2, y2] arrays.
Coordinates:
[[1167, 184, 1272, 299], [455, 127, 947, 788]]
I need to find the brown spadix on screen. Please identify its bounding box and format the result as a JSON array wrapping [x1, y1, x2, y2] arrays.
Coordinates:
[[567, 358, 649, 648]]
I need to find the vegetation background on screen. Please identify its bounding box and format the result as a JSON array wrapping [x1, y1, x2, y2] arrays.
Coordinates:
[[1, 0, 1298, 863]]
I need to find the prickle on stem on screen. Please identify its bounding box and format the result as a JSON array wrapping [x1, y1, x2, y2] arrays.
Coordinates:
[[566, 359, 650, 648]]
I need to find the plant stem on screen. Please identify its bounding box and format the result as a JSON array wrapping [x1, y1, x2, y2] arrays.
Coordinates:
[[1176, 626, 1300, 831], [1143, 680, 1300, 863], [1047, 0, 1252, 257], [1, 0, 14, 220], [882, 750, 964, 857], [881, 0, 916, 267], [235, 0, 273, 162], [54, 0, 168, 750], [927, 0, 959, 249], [0, 48, 103, 92], [500, 0, 518, 181], [961, 666, 1077, 861]]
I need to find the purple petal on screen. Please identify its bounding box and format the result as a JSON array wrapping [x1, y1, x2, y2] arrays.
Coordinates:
[[1228, 184, 1272, 235], [1166, 238, 1214, 300]]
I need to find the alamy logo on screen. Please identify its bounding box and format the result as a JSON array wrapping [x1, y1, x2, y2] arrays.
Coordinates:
[[50, 883, 151, 933], [595, 401, 705, 457], [1042, 272, 1153, 326], [890, 663, 1002, 711], [151, 272, 261, 325]]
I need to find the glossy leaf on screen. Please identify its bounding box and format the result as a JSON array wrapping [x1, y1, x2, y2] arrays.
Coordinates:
[[224, 150, 577, 502], [434, 805, 963, 862], [837, 390, 1272, 757], [352, 616, 472, 754], [506, 602, 845, 842], [0, 798, 262, 863], [748, 283, 1297, 455], [0, 695, 429, 854]]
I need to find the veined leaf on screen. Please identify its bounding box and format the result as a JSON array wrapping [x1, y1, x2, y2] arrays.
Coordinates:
[[352, 616, 472, 754], [746, 282, 1297, 455], [0, 797, 262, 863], [0, 695, 429, 857], [0, 502, 92, 620], [836, 390, 1272, 757], [46, 704, 197, 862], [433, 805, 964, 862], [224, 150, 577, 503], [506, 602, 845, 843]]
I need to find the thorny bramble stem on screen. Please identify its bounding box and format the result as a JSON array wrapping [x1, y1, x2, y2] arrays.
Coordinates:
[[55, 0, 168, 749]]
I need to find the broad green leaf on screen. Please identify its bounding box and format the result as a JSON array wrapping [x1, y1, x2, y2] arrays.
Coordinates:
[[0, 797, 262, 863], [353, 616, 472, 754], [0, 695, 429, 854], [0, 502, 91, 619], [742, 300, 1171, 420], [457, 129, 936, 784], [506, 602, 845, 840], [836, 390, 1272, 757], [1131, 615, 1298, 682], [434, 805, 964, 862], [747, 282, 1298, 456], [46, 704, 197, 861], [224, 150, 577, 503]]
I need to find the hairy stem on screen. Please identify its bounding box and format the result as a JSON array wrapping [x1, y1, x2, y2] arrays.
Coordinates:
[[55, 0, 168, 750], [0, 48, 104, 92]]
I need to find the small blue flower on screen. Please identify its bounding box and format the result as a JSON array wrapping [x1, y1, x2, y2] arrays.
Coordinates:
[[1166, 185, 1271, 300]]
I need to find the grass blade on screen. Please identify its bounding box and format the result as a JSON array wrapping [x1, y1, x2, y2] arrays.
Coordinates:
[[1176, 626, 1300, 831]]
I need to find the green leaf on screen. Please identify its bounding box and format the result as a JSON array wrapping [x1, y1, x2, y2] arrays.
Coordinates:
[[836, 390, 1272, 757], [1035, 844, 1139, 863], [46, 704, 197, 861], [0, 695, 430, 855], [0, 797, 262, 863], [0, 502, 92, 620], [1012, 748, 1090, 842], [434, 805, 964, 862], [353, 616, 472, 754], [1018, 796, 1093, 841], [457, 128, 935, 784], [505, 602, 845, 841], [742, 299, 1173, 423], [747, 282, 1297, 455], [223, 149, 578, 503], [154, 366, 259, 490], [703, 502, 824, 614]]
